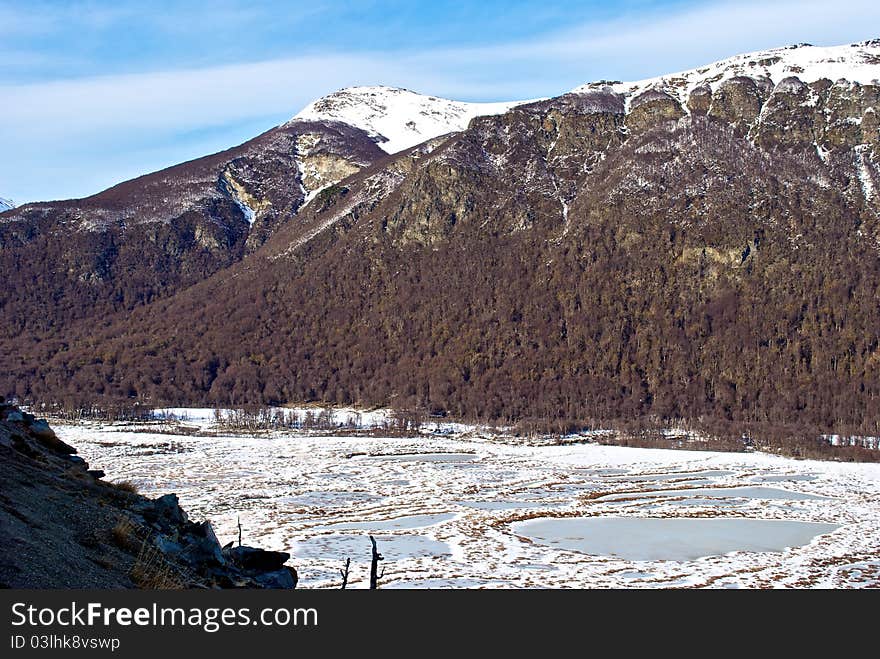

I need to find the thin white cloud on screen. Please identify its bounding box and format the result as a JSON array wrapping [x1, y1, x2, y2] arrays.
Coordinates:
[[1, 0, 877, 202], [0, 55, 389, 138], [411, 0, 879, 78]]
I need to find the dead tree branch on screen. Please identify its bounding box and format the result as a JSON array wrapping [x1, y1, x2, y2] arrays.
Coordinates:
[[339, 557, 351, 589], [369, 535, 384, 590]]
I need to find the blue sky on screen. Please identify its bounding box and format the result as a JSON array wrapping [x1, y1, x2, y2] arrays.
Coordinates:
[[1, 0, 878, 204]]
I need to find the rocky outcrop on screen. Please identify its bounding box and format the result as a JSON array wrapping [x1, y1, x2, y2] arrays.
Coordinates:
[[687, 85, 712, 115], [295, 129, 368, 196], [223, 546, 297, 589], [823, 81, 880, 148], [751, 77, 816, 148], [708, 76, 766, 132], [0, 403, 297, 589], [626, 90, 686, 134]]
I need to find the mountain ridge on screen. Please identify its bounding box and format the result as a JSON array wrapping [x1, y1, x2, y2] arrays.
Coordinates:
[[574, 40, 880, 103], [290, 85, 529, 155], [2, 40, 879, 443]]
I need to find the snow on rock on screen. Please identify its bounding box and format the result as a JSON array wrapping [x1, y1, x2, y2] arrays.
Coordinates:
[[0, 197, 14, 212], [573, 40, 880, 108], [219, 170, 261, 225], [774, 76, 809, 95], [854, 144, 877, 200], [233, 196, 256, 225], [290, 86, 528, 154], [286, 42, 878, 160]]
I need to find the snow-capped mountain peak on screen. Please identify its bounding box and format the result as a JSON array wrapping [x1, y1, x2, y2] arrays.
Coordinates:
[[290, 85, 527, 154], [0, 197, 14, 212], [288, 42, 878, 156], [573, 40, 880, 109]]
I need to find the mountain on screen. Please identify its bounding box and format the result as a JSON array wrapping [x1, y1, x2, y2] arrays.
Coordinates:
[[0, 88, 521, 339], [0, 198, 13, 212], [291, 85, 527, 154], [0, 121, 378, 337], [2, 40, 879, 440]]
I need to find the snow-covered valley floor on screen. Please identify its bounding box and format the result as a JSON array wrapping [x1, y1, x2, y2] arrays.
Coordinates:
[[57, 421, 880, 589]]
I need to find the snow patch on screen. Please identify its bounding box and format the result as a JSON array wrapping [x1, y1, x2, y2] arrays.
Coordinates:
[[233, 197, 256, 225], [219, 175, 258, 226], [290, 86, 532, 154], [284, 41, 877, 162], [573, 41, 880, 111], [854, 145, 877, 200]]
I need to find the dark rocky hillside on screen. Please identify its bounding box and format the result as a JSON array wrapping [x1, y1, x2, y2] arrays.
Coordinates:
[[0, 403, 297, 588], [1, 42, 879, 444], [0, 120, 384, 339]]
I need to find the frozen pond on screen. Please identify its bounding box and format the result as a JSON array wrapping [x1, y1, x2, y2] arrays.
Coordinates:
[[512, 517, 840, 561], [59, 420, 880, 588], [361, 452, 477, 463], [605, 470, 734, 482], [383, 578, 507, 589], [291, 534, 450, 561], [597, 486, 830, 502], [280, 491, 384, 507], [750, 474, 817, 483], [324, 513, 456, 531], [458, 500, 549, 511]]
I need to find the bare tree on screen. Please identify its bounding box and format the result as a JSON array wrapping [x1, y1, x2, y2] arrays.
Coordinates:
[[369, 536, 385, 590], [339, 558, 351, 589]]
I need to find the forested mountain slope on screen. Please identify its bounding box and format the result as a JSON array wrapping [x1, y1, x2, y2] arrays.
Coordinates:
[[2, 41, 879, 437]]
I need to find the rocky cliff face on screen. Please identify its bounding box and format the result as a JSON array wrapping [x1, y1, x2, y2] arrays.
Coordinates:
[[0, 403, 296, 588], [1, 41, 879, 433], [343, 67, 877, 250]]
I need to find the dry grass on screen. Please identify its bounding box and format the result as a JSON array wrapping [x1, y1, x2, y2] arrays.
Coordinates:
[[94, 555, 116, 570], [109, 516, 189, 588], [129, 541, 185, 589], [111, 480, 139, 494], [110, 516, 141, 551]]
